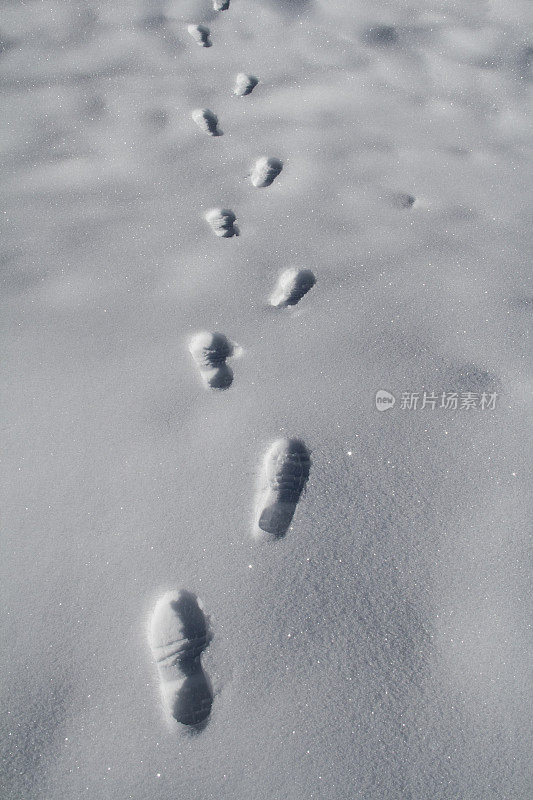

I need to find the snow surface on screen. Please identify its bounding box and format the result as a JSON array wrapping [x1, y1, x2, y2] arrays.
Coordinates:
[[1, 0, 532, 798]]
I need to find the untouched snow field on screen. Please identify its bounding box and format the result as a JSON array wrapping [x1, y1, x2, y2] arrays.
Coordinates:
[[1, 1, 532, 798]]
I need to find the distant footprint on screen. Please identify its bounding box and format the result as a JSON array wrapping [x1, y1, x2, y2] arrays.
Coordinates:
[[270, 268, 316, 308], [149, 590, 213, 728], [189, 331, 234, 389], [254, 438, 311, 539], [213, 0, 230, 10], [191, 108, 222, 136], [205, 208, 239, 238], [394, 192, 416, 209], [233, 73, 259, 96], [188, 24, 212, 47], [251, 157, 283, 188]]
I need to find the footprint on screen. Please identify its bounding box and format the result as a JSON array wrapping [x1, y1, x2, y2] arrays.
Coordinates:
[[205, 208, 239, 238], [189, 331, 234, 389], [213, 0, 230, 10], [191, 108, 222, 137], [394, 192, 416, 208], [233, 73, 259, 96], [254, 438, 311, 539], [250, 157, 283, 188], [270, 268, 316, 308], [149, 590, 213, 728], [188, 24, 212, 47]]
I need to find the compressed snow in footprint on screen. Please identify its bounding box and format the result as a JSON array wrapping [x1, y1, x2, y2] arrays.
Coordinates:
[[149, 590, 213, 728], [191, 109, 222, 137], [270, 268, 316, 308], [189, 331, 234, 390], [233, 73, 258, 96], [254, 438, 311, 539], [250, 157, 283, 188], [205, 208, 238, 238], [187, 24, 211, 48]]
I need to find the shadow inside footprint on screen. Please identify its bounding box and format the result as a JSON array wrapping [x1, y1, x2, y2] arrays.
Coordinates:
[[170, 591, 211, 654], [207, 364, 233, 389], [169, 593, 213, 727], [259, 500, 300, 538], [171, 659, 213, 728]]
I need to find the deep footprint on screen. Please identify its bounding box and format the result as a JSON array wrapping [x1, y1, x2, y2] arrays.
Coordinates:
[[205, 208, 239, 238], [149, 590, 213, 728], [213, 0, 230, 10], [189, 331, 234, 389], [270, 268, 316, 307], [251, 157, 283, 188], [255, 438, 311, 538], [191, 108, 222, 136], [233, 73, 258, 96], [188, 24, 211, 47]]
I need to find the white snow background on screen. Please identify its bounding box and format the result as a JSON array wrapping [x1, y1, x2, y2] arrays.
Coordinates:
[[1, 0, 532, 798]]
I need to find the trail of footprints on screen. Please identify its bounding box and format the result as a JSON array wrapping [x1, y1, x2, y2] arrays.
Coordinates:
[[148, 3, 415, 730], [147, 1, 314, 730]]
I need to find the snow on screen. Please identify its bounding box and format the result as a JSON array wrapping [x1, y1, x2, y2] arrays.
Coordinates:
[[1, 0, 531, 798]]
